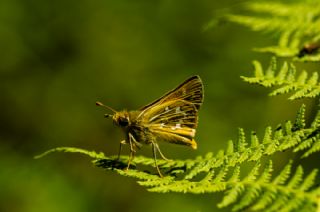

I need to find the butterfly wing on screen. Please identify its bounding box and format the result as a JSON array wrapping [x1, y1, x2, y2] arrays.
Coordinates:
[[142, 100, 199, 149], [137, 75, 203, 149], [140, 75, 203, 111]]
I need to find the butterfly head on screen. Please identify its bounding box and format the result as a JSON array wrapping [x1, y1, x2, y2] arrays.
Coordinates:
[[96, 101, 130, 128], [112, 111, 130, 127]]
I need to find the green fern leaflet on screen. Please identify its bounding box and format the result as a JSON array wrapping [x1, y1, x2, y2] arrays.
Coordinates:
[[242, 57, 320, 100]]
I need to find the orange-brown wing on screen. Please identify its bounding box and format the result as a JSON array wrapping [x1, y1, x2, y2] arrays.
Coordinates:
[[140, 100, 199, 149], [136, 75, 203, 149], [140, 75, 203, 111]]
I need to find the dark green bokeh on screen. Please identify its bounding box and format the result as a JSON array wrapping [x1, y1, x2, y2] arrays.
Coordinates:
[[0, 0, 317, 211]]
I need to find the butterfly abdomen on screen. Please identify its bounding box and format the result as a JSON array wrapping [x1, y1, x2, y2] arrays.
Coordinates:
[[128, 124, 155, 145]]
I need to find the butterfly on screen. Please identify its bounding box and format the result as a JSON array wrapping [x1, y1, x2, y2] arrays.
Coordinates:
[[96, 75, 204, 177]]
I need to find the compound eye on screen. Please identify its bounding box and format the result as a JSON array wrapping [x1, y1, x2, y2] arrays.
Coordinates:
[[118, 117, 129, 127]]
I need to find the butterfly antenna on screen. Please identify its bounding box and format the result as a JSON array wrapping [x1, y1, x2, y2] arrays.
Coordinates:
[[96, 101, 117, 118]]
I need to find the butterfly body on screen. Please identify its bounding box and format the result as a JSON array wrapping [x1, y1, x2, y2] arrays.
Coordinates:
[[112, 110, 155, 146], [97, 75, 204, 177]]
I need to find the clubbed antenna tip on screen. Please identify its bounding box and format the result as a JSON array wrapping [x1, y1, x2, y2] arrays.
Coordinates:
[[96, 101, 104, 106], [95, 101, 117, 113]]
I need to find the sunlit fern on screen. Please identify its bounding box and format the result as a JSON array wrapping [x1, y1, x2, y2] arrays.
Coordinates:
[[35, 104, 320, 211], [242, 57, 320, 100], [222, 0, 320, 61], [35, 150, 320, 211]]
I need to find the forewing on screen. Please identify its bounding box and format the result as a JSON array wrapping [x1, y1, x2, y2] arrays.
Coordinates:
[[141, 100, 199, 149], [140, 75, 203, 111], [136, 76, 203, 149]]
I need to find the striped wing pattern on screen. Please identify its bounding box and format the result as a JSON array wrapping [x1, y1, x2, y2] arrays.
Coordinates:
[[138, 75, 203, 149]]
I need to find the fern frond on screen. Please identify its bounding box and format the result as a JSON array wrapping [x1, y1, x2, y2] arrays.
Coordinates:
[[35, 149, 320, 211], [242, 57, 320, 99], [35, 104, 320, 211], [34, 146, 107, 159], [36, 103, 320, 179], [224, 1, 320, 61], [220, 104, 319, 158]]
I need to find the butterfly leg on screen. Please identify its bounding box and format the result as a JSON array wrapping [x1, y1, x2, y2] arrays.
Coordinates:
[[154, 143, 172, 161], [151, 142, 163, 178], [126, 133, 136, 171], [117, 140, 126, 161], [126, 148, 135, 171]]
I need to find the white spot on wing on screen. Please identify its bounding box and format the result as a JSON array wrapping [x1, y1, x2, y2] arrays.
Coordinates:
[[176, 123, 181, 129], [149, 106, 173, 122], [190, 129, 196, 137], [160, 123, 165, 128]]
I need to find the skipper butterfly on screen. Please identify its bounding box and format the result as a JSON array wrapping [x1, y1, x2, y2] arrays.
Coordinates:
[[96, 75, 204, 177]]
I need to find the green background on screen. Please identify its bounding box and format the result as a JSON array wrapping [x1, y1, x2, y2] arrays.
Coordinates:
[[0, 0, 317, 211]]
